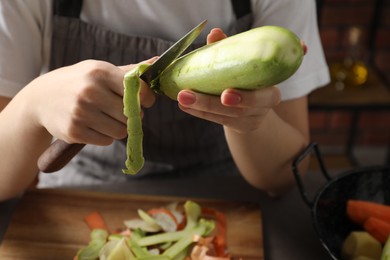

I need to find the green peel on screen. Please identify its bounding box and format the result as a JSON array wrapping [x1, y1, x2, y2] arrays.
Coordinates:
[[76, 229, 109, 260], [122, 64, 150, 175], [135, 201, 215, 259]]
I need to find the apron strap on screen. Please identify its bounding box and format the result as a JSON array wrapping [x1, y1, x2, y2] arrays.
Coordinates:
[[231, 0, 252, 19], [53, 0, 83, 17]]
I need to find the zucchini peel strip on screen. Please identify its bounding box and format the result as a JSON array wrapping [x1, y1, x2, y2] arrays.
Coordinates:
[[122, 64, 150, 174]]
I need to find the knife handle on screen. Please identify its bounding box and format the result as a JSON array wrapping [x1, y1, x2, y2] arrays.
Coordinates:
[[38, 140, 85, 173]]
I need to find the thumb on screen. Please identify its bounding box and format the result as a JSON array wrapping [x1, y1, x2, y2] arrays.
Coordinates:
[[207, 28, 227, 45], [118, 56, 159, 72]]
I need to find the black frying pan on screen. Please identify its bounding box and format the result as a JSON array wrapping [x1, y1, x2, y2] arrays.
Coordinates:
[[293, 142, 390, 260]]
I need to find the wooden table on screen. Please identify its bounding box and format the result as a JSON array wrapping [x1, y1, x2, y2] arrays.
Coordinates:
[[0, 189, 263, 260], [309, 66, 390, 165]]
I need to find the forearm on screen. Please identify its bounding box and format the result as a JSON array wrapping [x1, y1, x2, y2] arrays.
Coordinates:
[[224, 107, 310, 196], [0, 91, 52, 201]]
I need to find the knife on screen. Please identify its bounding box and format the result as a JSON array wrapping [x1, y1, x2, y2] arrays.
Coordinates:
[[38, 20, 207, 173]]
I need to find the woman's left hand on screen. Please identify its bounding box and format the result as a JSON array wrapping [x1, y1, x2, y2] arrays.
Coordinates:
[[178, 86, 281, 133], [177, 28, 281, 133]]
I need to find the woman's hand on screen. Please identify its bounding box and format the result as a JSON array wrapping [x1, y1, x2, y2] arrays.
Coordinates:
[[177, 28, 306, 134], [24, 58, 156, 146], [178, 86, 281, 133], [177, 28, 281, 133], [0, 57, 157, 201]]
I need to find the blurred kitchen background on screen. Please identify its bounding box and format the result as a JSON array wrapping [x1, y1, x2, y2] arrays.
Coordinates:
[[308, 0, 390, 172]]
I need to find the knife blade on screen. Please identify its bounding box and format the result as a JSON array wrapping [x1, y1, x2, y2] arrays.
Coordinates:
[[140, 19, 207, 85], [38, 20, 207, 173]]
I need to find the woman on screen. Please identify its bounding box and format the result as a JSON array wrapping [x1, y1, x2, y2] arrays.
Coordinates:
[[0, 0, 329, 201]]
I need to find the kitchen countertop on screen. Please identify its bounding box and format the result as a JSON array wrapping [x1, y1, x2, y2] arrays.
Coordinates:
[[0, 165, 333, 259]]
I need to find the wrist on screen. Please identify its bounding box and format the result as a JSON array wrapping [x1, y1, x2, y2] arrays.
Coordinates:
[[14, 83, 52, 142]]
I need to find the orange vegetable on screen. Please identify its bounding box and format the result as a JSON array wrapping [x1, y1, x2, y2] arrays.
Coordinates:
[[346, 200, 390, 225], [202, 207, 228, 257], [363, 217, 390, 244], [83, 211, 109, 231], [177, 218, 187, 230]]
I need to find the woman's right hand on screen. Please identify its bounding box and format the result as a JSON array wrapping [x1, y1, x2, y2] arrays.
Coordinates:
[[0, 58, 157, 201], [23, 58, 156, 146]]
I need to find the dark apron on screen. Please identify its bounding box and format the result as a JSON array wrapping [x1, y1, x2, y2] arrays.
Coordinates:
[[46, 0, 253, 183]]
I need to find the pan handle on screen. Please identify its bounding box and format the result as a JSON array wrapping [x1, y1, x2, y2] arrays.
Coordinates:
[[292, 142, 332, 208]]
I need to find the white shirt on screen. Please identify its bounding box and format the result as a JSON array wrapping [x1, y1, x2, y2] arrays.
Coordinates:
[[0, 0, 329, 101]]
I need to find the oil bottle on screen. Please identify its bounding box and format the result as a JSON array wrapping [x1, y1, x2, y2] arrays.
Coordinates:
[[330, 27, 368, 91]]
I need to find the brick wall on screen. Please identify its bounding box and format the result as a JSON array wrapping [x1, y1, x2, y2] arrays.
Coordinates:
[[309, 0, 390, 147], [373, 0, 390, 83]]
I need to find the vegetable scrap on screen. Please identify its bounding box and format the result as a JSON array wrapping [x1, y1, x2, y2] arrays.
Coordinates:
[[75, 201, 237, 260], [84, 211, 110, 231]]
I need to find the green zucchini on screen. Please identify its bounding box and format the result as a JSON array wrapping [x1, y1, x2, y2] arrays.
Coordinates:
[[123, 25, 303, 175], [152, 25, 304, 99]]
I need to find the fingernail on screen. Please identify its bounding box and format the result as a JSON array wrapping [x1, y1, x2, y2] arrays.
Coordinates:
[[222, 91, 241, 105], [178, 91, 196, 106]]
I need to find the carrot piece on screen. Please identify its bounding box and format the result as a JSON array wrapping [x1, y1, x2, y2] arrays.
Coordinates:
[[83, 211, 109, 231], [177, 217, 187, 230], [213, 211, 227, 254], [363, 217, 390, 244], [202, 207, 228, 257], [346, 200, 390, 225]]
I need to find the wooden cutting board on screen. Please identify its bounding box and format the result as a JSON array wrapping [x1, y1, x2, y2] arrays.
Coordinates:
[[0, 189, 263, 260]]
